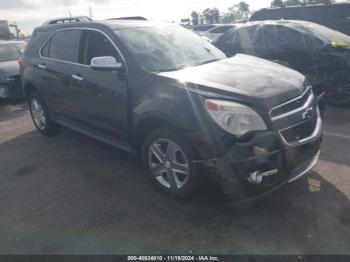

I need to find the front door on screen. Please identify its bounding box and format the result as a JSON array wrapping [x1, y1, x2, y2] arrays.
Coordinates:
[[69, 29, 129, 142]]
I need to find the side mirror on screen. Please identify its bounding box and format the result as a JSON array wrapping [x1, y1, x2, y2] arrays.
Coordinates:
[[90, 56, 124, 72]]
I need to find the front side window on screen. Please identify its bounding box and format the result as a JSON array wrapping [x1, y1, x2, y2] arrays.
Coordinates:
[[115, 26, 226, 72], [78, 30, 120, 65], [41, 29, 79, 62], [0, 45, 23, 62]]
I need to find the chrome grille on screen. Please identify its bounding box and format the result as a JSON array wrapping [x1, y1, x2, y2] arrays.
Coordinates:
[[270, 88, 312, 118], [270, 87, 322, 146], [280, 112, 318, 143]]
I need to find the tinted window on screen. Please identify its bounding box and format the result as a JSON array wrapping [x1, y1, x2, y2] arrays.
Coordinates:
[[41, 40, 50, 57], [79, 30, 120, 65], [115, 26, 225, 72], [210, 26, 234, 33], [47, 30, 79, 62]]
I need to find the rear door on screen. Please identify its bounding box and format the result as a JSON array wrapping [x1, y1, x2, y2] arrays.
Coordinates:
[[39, 29, 80, 118], [68, 29, 129, 142]]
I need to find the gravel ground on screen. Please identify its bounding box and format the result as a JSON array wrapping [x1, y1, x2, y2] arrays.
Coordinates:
[[0, 100, 349, 255]]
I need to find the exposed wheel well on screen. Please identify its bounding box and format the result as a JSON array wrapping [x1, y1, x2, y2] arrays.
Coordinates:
[[23, 84, 38, 101], [133, 117, 170, 154], [133, 117, 203, 161]]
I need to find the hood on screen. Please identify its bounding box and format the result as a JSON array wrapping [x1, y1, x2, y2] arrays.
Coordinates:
[[0, 60, 20, 77], [159, 54, 306, 109]]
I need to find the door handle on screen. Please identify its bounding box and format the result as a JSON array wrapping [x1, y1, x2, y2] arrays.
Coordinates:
[[38, 63, 46, 69], [72, 74, 83, 81]]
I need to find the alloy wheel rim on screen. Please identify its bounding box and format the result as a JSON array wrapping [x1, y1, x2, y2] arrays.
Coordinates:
[[31, 99, 47, 130], [148, 138, 190, 190]]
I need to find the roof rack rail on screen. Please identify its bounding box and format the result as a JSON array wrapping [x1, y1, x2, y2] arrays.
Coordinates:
[[42, 16, 92, 26], [106, 16, 147, 21]]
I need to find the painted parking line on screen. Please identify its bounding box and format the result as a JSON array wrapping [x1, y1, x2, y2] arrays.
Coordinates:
[[324, 131, 350, 141]]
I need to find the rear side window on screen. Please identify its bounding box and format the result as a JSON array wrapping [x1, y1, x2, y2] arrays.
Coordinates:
[[78, 30, 120, 65], [41, 29, 79, 62], [41, 41, 50, 57]]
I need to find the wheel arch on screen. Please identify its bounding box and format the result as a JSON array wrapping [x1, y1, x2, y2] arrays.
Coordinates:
[[23, 83, 39, 101], [132, 115, 177, 154]]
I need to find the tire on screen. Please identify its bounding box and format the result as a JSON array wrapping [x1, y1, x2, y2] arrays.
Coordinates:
[[324, 71, 350, 107], [28, 92, 60, 136], [142, 127, 200, 198]]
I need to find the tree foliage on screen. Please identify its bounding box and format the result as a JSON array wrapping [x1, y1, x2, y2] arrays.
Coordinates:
[[201, 7, 220, 24], [228, 1, 250, 20], [191, 11, 199, 25]]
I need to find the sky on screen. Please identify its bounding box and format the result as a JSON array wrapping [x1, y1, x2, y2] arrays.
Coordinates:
[[0, 0, 274, 34]]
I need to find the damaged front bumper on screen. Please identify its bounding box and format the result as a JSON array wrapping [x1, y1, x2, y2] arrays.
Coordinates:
[[0, 76, 23, 99], [201, 114, 323, 205]]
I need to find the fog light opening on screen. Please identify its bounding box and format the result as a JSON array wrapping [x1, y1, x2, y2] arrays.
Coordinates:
[[247, 169, 278, 184]]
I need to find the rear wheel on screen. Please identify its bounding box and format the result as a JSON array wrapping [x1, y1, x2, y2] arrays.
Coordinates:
[[325, 71, 350, 107], [142, 127, 200, 198], [29, 92, 59, 135]]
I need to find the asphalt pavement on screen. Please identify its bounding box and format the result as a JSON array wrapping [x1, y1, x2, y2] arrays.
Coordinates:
[[0, 100, 349, 255]]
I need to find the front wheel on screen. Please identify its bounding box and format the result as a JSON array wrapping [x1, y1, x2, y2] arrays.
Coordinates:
[[142, 127, 200, 198], [29, 92, 59, 136]]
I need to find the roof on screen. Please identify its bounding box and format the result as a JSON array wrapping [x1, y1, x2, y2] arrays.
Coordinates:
[[101, 20, 176, 30], [35, 18, 176, 32]]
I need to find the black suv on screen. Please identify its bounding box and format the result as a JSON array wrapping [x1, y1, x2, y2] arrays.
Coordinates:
[[21, 17, 322, 206]]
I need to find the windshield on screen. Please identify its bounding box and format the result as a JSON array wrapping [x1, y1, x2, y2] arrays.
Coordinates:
[[0, 45, 23, 62], [115, 26, 226, 72]]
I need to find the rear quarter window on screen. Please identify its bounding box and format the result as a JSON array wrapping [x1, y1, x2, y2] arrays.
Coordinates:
[[42, 29, 79, 62]]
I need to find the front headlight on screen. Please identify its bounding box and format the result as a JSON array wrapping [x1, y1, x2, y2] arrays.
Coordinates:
[[205, 99, 267, 137]]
